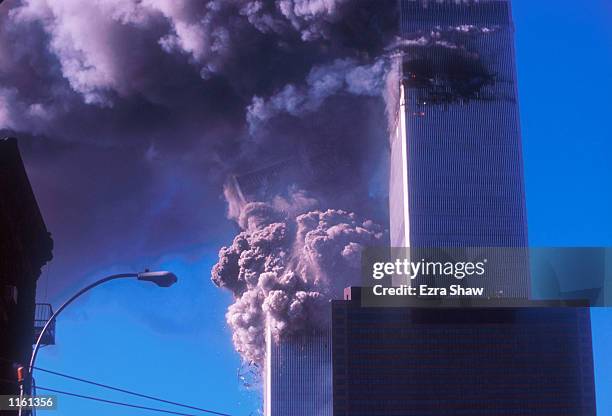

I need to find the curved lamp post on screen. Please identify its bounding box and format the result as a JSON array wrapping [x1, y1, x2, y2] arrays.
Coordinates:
[[20, 270, 177, 415]]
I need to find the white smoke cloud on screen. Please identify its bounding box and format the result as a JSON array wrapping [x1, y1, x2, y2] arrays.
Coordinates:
[[10, 0, 150, 105], [0, 88, 18, 130], [388, 24, 499, 54], [212, 201, 386, 363], [247, 57, 388, 134], [277, 0, 348, 40], [4, 0, 355, 105], [0, 87, 55, 132]]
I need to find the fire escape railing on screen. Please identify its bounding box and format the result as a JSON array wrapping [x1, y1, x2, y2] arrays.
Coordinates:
[[33, 303, 55, 346]]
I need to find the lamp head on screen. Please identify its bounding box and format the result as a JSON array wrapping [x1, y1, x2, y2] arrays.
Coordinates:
[[137, 271, 178, 287]]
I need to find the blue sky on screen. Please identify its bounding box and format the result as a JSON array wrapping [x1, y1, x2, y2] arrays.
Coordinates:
[[36, 248, 261, 415], [514, 0, 612, 414], [34, 1, 612, 415]]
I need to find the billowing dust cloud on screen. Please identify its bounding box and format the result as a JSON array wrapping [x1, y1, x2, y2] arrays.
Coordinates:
[[212, 201, 386, 363]]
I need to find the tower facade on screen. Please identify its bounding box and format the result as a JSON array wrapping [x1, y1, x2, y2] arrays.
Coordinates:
[[264, 325, 332, 416], [390, 0, 528, 249]]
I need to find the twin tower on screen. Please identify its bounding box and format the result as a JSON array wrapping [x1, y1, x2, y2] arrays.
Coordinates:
[[265, 1, 597, 415], [390, 0, 530, 299]]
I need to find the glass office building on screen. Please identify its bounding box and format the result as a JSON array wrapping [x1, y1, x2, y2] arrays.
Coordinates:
[[390, 0, 529, 249], [388, 0, 531, 299], [332, 288, 597, 416]]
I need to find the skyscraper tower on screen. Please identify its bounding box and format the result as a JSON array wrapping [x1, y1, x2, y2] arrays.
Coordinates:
[[390, 0, 528, 249], [264, 326, 332, 416], [330, 3, 596, 415], [269, 1, 546, 414]]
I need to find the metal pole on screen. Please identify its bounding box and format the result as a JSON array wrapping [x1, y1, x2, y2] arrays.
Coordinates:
[[19, 273, 138, 416]]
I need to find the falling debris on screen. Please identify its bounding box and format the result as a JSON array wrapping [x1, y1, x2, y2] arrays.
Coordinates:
[[238, 360, 262, 390]]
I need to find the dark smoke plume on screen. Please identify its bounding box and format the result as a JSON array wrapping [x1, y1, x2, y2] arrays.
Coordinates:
[[1, 0, 499, 368], [0, 0, 396, 298]]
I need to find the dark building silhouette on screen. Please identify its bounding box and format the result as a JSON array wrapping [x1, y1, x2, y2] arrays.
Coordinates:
[[332, 287, 597, 416], [0, 137, 53, 396]]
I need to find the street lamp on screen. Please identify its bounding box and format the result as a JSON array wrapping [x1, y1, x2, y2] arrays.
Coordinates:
[[19, 270, 177, 415]]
